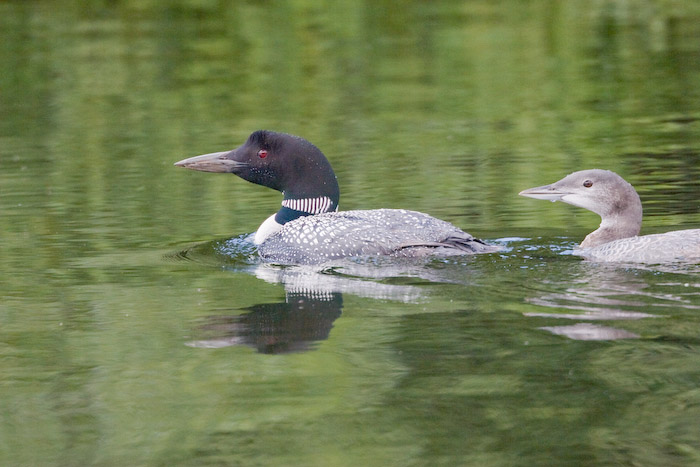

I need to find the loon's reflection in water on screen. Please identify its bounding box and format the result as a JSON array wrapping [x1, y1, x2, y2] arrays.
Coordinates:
[[178, 237, 436, 353], [176, 236, 700, 347], [186, 291, 343, 354]]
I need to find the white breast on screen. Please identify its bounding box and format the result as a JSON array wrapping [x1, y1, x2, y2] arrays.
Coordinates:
[[254, 214, 283, 245]]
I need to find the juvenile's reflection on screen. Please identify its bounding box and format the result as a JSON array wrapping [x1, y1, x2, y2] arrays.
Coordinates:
[[524, 261, 700, 340], [523, 262, 652, 340], [540, 323, 640, 341]]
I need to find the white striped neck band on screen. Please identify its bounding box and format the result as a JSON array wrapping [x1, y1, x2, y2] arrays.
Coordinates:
[[281, 196, 335, 214]]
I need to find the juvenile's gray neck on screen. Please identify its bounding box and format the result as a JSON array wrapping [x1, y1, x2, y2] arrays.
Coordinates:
[[581, 215, 642, 248], [580, 184, 643, 248]]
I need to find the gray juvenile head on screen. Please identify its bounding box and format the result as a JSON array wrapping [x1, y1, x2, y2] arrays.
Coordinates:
[[519, 169, 643, 247]]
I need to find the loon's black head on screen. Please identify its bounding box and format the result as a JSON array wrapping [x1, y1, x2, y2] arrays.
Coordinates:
[[175, 130, 340, 211]]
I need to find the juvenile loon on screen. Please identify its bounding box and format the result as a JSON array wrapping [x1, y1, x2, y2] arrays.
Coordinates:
[[519, 169, 700, 263], [175, 130, 499, 265]]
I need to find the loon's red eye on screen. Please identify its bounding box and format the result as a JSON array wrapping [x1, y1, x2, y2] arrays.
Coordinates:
[[583, 180, 593, 188], [257, 149, 268, 158]]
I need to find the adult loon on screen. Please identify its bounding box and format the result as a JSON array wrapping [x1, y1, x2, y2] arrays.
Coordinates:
[[175, 130, 499, 265], [519, 169, 700, 263]]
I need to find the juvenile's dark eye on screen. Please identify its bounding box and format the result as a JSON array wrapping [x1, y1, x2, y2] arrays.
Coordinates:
[[583, 180, 593, 188], [257, 149, 268, 159]]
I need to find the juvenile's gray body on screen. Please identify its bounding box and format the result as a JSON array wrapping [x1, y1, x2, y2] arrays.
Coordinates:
[[577, 229, 700, 263]]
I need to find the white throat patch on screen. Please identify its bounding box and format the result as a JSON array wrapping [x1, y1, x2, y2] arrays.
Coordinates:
[[254, 214, 283, 245]]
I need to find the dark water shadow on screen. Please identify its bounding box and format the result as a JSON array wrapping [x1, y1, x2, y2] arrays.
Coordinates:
[[173, 235, 345, 353], [185, 291, 343, 354]]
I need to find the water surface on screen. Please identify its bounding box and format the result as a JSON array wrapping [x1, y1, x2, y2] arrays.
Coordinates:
[[2, 1, 700, 465]]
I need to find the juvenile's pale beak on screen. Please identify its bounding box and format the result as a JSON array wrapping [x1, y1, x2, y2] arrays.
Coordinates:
[[174, 151, 241, 173], [518, 184, 567, 202]]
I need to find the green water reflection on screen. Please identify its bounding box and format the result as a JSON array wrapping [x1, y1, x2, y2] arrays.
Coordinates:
[[2, 1, 700, 465]]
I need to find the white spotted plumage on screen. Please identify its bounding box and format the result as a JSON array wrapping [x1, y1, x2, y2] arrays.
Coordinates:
[[258, 209, 499, 265]]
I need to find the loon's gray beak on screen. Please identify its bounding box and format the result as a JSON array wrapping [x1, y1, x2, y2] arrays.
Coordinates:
[[174, 151, 245, 173], [518, 184, 567, 202]]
